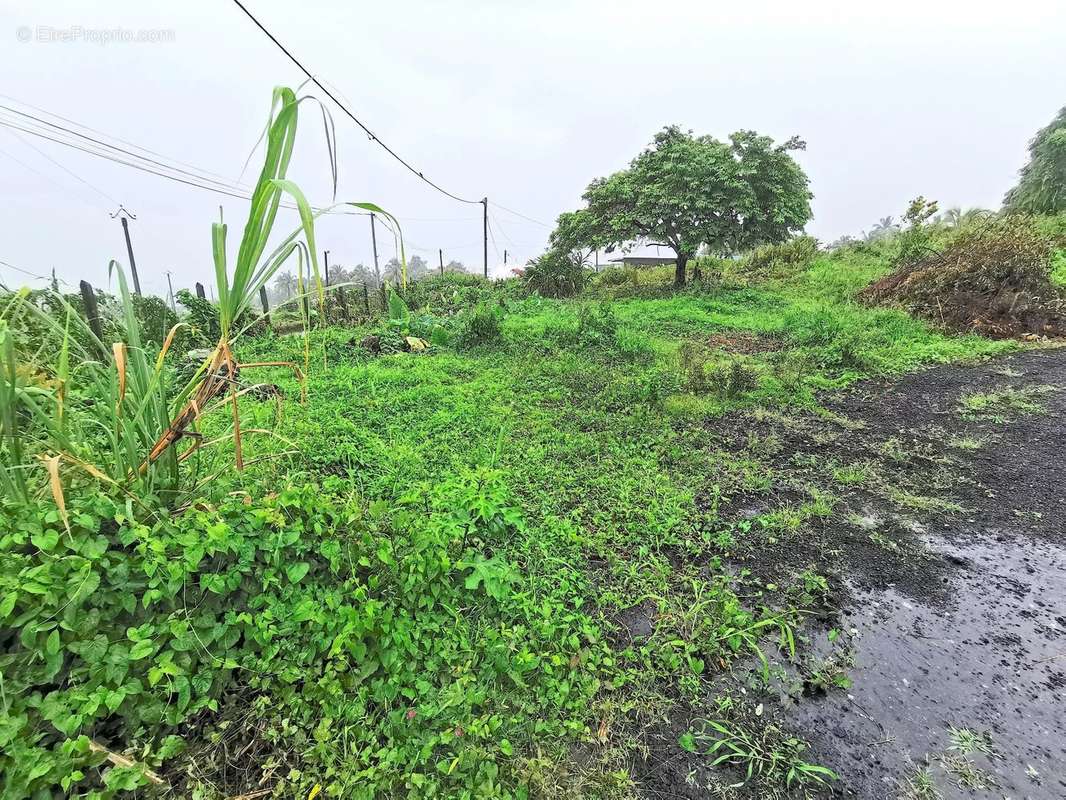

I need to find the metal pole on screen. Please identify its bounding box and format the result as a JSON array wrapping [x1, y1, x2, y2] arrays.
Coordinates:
[[164, 270, 176, 312], [323, 250, 330, 286], [118, 215, 142, 296], [482, 198, 488, 279], [439, 248, 444, 276], [369, 213, 381, 285]]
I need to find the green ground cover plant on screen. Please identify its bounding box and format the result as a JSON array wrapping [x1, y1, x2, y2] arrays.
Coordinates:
[[1, 231, 1023, 798], [7, 104, 1059, 797]]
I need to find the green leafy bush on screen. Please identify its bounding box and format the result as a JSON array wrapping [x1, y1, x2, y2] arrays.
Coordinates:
[[738, 235, 819, 278], [523, 251, 587, 298], [459, 303, 503, 346], [576, 302, 617, 347], [405, 272, 499, 314], [175, 289, 220, 347]]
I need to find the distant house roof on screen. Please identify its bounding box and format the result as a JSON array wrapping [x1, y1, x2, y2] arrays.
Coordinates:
[[607, 256, 676, 266]]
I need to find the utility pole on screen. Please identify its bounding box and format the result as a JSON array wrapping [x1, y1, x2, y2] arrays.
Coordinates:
[[482, 198, 488, 279], [369, 213, 381, 285], [110, 207, 142, 296], [164, 270, 176, 311], [439, 248, 444, 276]]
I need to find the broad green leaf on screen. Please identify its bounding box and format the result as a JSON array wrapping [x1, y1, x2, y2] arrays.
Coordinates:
[[286, 562, 310, 584]]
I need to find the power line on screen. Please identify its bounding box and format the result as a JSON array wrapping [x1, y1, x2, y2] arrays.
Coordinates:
[[491, 201, 551, 227], [0, 257, 61, 284], [0, 93, 245, 187], [0, 115, 373, 217], [3, 125, 118, 205], [0, 105, 249, 193], [486, 217, 501, 262], [0, 138, 110, 212], [488, 207, 517, 248], [0, 103, 486, 229], [230, 0, 482, 206], [0, 116, 263, 200]]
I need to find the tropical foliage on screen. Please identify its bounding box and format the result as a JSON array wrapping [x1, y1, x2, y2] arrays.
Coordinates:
[[1004, 106, 1066, 214], [549, 126, 813, 287]]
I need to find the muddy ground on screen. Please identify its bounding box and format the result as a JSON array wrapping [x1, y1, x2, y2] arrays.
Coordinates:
[[635, 347, 1066, 800]]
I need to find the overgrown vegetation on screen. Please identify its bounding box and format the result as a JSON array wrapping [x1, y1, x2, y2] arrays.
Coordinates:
[[5, 93, 1065, 800], [860, 213, 1066, 337]]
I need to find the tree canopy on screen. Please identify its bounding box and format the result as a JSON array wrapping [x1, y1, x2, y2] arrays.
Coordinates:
[[1004, 106, 1066, 215], [550, 125, 813, 286]]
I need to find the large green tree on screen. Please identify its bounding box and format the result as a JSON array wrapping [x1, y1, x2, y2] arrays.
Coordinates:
[[1004, 107, 1066, 215], [552, 126, 812, 286]]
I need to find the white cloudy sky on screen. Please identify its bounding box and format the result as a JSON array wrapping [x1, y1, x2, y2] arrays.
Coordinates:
[[1, 1, 1064, 296]]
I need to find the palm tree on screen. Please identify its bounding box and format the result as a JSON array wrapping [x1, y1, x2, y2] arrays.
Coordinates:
[[939, 207, 993, 227], [274, 270, 296, 300], [865, 216, 898, 241], [940, 207, 963, 227]]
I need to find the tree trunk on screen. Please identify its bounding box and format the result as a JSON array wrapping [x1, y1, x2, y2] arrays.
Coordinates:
[[674, 253, 690, 287]]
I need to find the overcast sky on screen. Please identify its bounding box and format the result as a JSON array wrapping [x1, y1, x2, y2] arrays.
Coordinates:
[[1, 1, 1064, 296]]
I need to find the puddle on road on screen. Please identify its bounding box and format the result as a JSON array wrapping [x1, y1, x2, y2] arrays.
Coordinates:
[[787, 531, 1066, 799]]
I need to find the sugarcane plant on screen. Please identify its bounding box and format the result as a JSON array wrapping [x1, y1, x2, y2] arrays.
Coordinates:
[[145, 86, 408, 472], [0, 85, 407, 505]]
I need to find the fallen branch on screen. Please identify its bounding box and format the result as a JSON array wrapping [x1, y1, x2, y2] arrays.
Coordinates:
[[88, 739, 165, 786]]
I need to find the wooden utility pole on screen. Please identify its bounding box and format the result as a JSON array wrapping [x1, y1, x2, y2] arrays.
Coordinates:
[[164, 270, 176, 312], [259, 285, 271, 327], [439, 248, 444, 276], [482, 198, 488, 279], [369, 213, 381, 285], [79, 280, 104, 345], [195, 282, 206, 300], [110, 207, 142, 296]]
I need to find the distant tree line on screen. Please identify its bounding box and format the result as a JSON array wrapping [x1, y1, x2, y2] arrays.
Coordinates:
[[267, 256, 470, 306]]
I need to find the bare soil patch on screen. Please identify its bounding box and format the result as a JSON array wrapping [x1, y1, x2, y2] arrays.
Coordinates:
[[635, 346, 1066, 799]]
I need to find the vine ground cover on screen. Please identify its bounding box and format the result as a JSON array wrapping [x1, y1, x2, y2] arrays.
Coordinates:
[[1, 250, 1026, 799]]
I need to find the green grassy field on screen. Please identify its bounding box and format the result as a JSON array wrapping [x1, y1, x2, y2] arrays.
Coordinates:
[[191, 251, 1011, 797], [0, 245, 1022, 800]]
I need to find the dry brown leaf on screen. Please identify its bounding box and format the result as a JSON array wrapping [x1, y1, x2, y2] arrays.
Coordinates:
[[42, 455, 70, 533], [113, 342, 127, 413]]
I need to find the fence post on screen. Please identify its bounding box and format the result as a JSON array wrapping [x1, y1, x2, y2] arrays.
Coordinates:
[[259, 285, 271, 328], [195, 282, 206, 300], [336, 285, 349, 322], [79, 280, 104, 347]]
